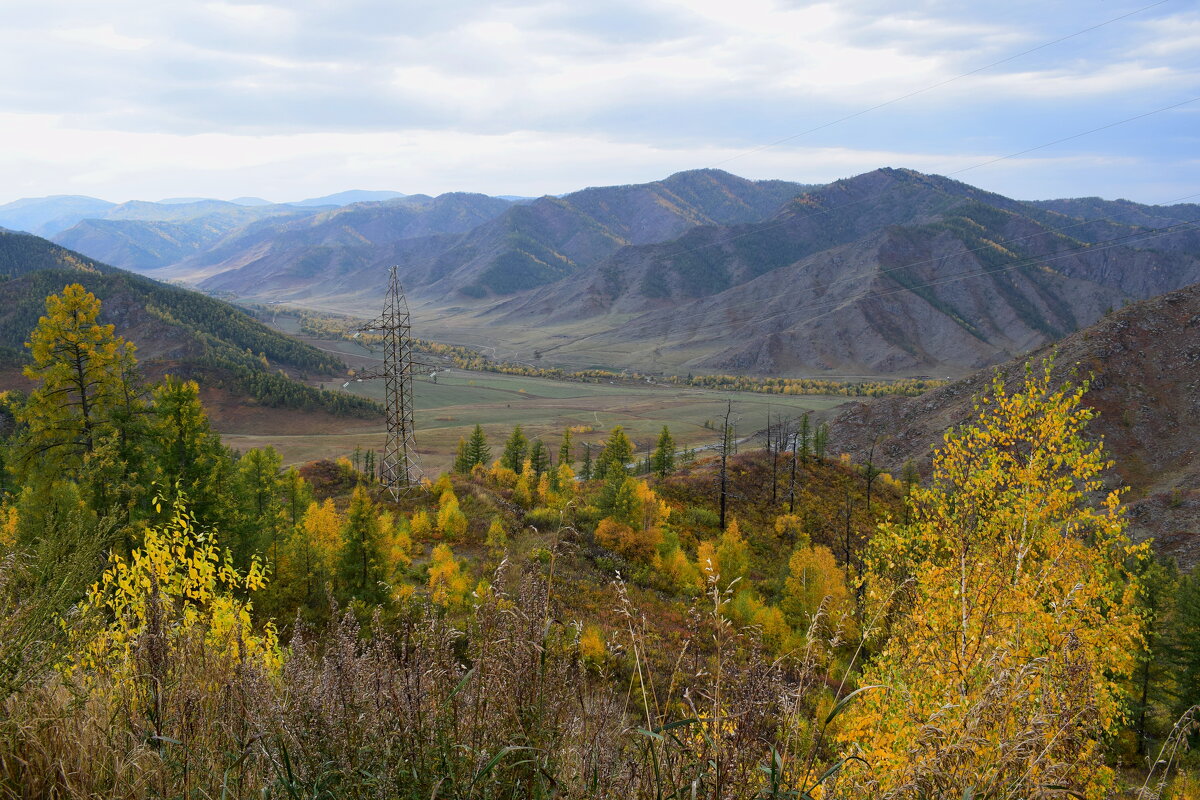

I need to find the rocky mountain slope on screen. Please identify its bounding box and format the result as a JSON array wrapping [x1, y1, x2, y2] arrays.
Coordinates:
[[192, 169, 810, 302], [476, 169, 1200, 375], [25, 168, 1200, 379], [826, 282, 1200, 566]]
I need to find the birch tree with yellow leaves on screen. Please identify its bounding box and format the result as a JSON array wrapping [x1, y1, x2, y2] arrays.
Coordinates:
[[840, 363, 1145, 798]]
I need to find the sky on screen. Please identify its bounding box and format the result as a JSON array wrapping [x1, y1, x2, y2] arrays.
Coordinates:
[[2, 0, 1198, 205]]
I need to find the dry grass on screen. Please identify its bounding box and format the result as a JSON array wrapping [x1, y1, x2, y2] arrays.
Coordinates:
[[0, 550, 867, 800]]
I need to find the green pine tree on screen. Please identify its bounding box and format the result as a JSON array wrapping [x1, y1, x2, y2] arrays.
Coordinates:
[[813, 422, 829, 461], [651, 425, 675, 477], [580, 443, 593, 481], [1130, 557, 1180, 754], [151, 377, 238, 533], [337, 485, 388, 604], [1168, 568, 1200, 718], [558, 428, 573, 468], [594, 425, 633, 482], [529, 439, 550, 476], [797, 413, 812, 465], [500, 425, 528, 472], [466, 424, 490, 469]]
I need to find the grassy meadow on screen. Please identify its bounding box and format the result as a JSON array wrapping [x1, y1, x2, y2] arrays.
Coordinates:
[[223, 362, 851, 472]]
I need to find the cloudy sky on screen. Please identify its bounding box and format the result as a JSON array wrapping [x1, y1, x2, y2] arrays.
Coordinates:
[[3, 0, 1198, 204]]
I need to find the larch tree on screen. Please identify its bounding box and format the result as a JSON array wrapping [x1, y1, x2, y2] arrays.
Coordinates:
[[780, 543, 853, 640], [232, 446, 284, 568], [698, 517, 749, 592], [437, 491, 468, 540], [280, 468, 314, 533], [18, 284, 148, 514], [840, 365, 1145, 798], [485, 517, 508, 558], [275, 498, 341, 615], [428, 543, 470, 608], [453, 437, 472, 474]]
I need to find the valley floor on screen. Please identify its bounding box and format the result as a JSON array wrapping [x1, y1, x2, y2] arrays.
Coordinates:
[[222, 363, 850, 473]]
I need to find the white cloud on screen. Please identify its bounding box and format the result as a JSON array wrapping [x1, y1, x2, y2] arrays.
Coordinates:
[[0, 109, 1164, 203], [0, 0, 1194, 202]]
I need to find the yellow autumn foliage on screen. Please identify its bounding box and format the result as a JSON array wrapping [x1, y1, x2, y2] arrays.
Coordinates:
[[428, 543, 471, 608], [579, 624, 607, 664], [698, 518, 749, 591], [0, 505, 16, 548], [839, 364, 1145, 797], [781, 544, 854, 640], [436, 495, 468, 541], [410, 509, 434, 540], [69, 491, 280, 685], [485, 518, 508, 557]]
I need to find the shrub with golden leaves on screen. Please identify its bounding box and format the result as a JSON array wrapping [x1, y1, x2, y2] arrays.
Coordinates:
[[68, 489, 281, 682], [840, 363, 1146, 798]]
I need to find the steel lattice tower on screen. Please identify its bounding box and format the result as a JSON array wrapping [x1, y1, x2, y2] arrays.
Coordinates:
[[355, 266, 420, 499]]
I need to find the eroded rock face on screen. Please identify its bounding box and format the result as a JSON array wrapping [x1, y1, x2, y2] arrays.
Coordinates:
[[827, 282, 1200, 567]]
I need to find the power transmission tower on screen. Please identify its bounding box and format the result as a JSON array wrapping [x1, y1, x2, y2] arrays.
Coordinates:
[[349, 266, 421, 500]]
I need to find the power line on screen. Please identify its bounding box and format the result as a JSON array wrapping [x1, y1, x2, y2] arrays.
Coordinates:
[[948, 96, 1200, 178], [349, 266, 421, 500], [708, 0, 1171, 168]]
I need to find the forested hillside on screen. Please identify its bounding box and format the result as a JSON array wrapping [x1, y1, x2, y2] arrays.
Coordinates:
[[52, 217, 260, 272], [0, 231, 378, 417]]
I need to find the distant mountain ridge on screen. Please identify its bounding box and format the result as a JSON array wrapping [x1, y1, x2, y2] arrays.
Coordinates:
[[293, 190, 407, 206], [190, 169, 812, 303], [166, 192, 516, 288], [0, 195, 117, 237]]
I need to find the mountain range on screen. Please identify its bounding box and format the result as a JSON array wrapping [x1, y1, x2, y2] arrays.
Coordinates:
[[0, 190, 413, 238], [10, 168, 1200, 379]]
